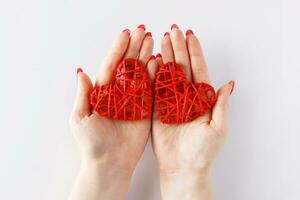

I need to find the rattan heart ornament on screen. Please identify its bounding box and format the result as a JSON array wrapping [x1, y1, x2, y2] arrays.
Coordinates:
[[155, 62, 217, 124], [90, 58, 152, 120]]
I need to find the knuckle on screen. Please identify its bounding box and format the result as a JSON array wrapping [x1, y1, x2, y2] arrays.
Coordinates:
[[69, 116, 77, 127], [69, 112, 83, 126]]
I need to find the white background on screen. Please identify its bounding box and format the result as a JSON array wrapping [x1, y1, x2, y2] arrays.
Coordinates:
[[0, 0, 299, 199]]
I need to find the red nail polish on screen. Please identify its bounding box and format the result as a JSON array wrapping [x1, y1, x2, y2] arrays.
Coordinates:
[[164, 32, 170, 37], [77, 67, 83, 74], [171, 24, 179, 30], [186, 29, 194, 36], [228, 80, 235, 95], [156, 53, 162, 58], [137, 24, 146, 31], [145, 32, 152, 37], [149, 55, 155, 61], [122, 28, 130, 34]]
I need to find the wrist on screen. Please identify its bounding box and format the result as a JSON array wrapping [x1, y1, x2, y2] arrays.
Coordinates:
[[159, 169, 213, 200], [82, 154, 134, 176], [80, 159, 132, 199]]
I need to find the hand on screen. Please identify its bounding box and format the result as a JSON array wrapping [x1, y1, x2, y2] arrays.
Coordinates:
[[150, 25, 234, 199], [69, 25, 156, 200]]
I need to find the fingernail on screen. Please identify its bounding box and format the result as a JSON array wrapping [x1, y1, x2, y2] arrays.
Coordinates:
[[137, 24, 146, 31], [145, 32, 152, 37], [77, 67, 83, 74], [186, 29, 194, 36], [156, 53, 162, 58], [164, 32, 170, 37], [171, 24, 179, 30], [149, 55, 155, 61], [228, 80, 235, 95], [122, 28, 130, 34]]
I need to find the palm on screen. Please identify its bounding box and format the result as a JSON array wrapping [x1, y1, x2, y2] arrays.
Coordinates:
[[72, 113, 150, 171], [152, 112, 224, 172]]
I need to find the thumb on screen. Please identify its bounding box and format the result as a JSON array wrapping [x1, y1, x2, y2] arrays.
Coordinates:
[[211, 80, 235, 134], [71, 68, 93, 123]]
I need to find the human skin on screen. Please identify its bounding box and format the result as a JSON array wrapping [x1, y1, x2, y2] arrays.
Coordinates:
[[68, 25, 157, 200], [150, 25, 234, 200], [68, 24, 234, 200]]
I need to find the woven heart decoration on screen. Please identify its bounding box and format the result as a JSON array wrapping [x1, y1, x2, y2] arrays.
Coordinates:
[[155, 62, 217, 124], [90, 58, 152, 120]]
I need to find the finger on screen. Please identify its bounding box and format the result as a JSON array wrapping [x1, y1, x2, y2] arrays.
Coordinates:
[[186, 29, 210, 83], [124, 24, 146, 59], [211, 81, 235, 135], [151, 54, 163, 121], [161, 32, 174, 63], [170, 24, 192, 81], [147, 56, 158, 86], [155, 53, 163, 66], [71, 68, 94, 124], [139, 32, 154, 66], [96, 29, 130, 86]]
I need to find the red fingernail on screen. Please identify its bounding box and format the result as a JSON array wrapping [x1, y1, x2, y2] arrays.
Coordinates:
[[137, 24, 146, 31], [149, 55, 155, 61], [145, 32, 152, 37], [156, 53, 162, 58], [186, 29, 194, 36], [122, 28, 130, 34], [164, 32, 170, 37], [77, 67, 83, 74], [228, 80, 235, 95], [171, 24, 179, 30]]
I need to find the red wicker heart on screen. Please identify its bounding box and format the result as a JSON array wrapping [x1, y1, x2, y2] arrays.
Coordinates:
[[90, 58, 152, 120], [155, 62, 217, 124]]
